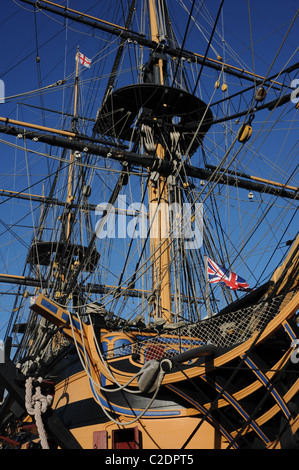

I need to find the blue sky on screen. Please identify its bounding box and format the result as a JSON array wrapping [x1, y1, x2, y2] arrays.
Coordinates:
[[0, 0, 298, 339]]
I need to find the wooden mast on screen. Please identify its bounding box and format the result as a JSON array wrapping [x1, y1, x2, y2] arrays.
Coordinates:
[[148, 0, 172, 322]]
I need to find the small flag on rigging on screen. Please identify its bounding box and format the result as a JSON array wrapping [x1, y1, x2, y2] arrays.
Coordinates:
[[206, 257, 252, 291], [76, 51, 91, 68]]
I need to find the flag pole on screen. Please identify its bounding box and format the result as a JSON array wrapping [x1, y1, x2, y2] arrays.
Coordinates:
[[204, 255, 212, 318], [66, 46, 80, 241]]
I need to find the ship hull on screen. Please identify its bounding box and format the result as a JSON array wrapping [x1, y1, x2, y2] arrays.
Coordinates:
[[11, 290, 296, 450]]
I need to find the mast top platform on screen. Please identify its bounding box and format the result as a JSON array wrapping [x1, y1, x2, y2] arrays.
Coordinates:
[[94, 83, 213, 156]]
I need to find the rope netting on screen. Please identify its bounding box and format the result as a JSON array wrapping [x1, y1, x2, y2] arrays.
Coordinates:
[[102, 293, 293, 362]]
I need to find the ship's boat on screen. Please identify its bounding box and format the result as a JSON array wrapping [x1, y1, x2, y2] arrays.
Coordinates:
[[0, 0, 298, 450]]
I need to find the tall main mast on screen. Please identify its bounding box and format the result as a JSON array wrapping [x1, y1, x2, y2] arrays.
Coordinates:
[[148, 0, 172, 322]]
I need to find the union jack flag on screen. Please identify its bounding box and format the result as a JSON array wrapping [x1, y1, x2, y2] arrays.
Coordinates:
[[207, 257, 252, 291]]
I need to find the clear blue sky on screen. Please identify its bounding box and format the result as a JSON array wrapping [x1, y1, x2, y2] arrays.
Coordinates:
[[0, 0, 298, 338]]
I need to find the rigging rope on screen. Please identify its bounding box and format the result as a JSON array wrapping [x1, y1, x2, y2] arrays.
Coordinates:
[[61, 308, 170, 426], [192, 0, 224, 95], [171, 0, 196, 88]]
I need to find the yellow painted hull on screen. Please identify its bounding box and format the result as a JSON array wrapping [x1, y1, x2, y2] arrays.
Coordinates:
[[43, 290, 298, 449]]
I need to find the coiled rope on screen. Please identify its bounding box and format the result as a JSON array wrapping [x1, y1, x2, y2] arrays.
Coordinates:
[[25, 377, 53, 449]]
